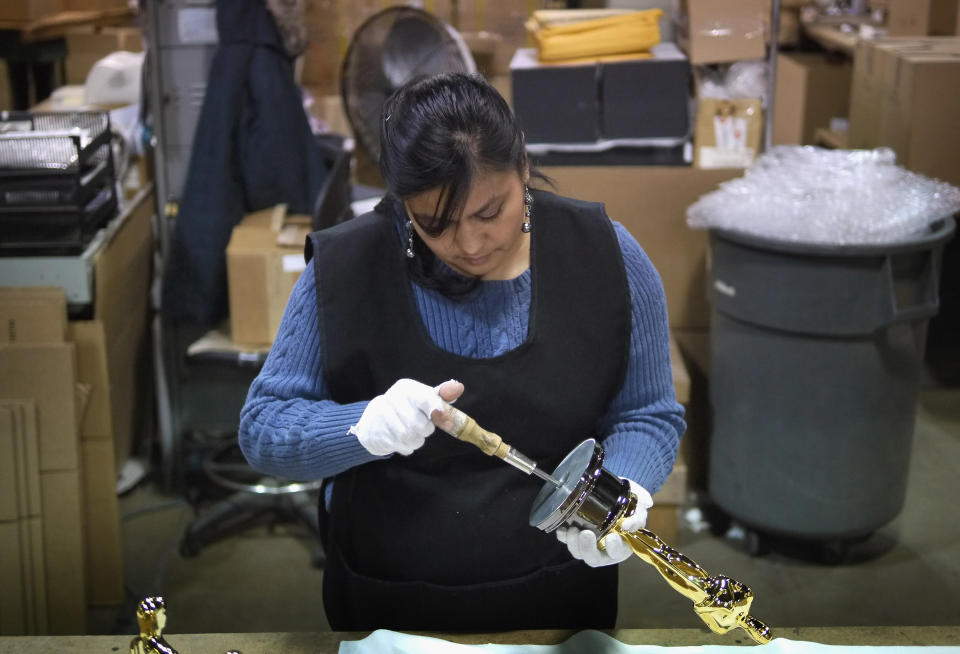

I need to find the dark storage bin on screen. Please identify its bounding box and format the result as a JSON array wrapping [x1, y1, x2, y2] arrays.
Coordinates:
[[601, 47, 690, 139], [511, 56, 599, 144], [706, 218, 955, 548]]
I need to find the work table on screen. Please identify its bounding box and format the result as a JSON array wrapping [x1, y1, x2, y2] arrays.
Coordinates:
[[2, 626, 959, 653]]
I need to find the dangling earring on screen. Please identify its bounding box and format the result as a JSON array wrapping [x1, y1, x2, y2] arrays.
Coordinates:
[[405, 219, 416, 258], [522, 186, 533, 233]]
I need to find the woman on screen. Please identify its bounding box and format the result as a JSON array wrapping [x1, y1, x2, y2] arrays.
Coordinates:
[[239, 73, 684, 631]]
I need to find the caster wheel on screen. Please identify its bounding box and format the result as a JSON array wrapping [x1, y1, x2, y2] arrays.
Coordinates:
[[746, 529, 768, 557], [819, 541, 848, 565]]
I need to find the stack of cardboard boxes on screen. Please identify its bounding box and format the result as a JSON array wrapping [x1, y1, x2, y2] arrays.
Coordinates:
[[679, 0, 769, 168], [0, 290, 88, 635], [0, 188, 154, 635], [848, 37, 960, 187], [845, 35, 960, 381], [880, 0, 960, 37]]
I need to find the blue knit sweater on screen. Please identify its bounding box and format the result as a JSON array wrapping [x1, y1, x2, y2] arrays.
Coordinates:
[[239, 221, 685, 495]]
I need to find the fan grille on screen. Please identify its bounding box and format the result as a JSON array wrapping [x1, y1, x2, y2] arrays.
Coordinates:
[[341, 7, 476, 163]]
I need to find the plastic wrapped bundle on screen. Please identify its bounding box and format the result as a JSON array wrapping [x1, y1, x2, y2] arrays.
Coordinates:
[[687, 146, 960, 245], [527, 9, 662, 63]]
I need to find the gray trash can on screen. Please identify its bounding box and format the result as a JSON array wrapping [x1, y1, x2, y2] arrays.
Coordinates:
[[706, 217, 955, 552]]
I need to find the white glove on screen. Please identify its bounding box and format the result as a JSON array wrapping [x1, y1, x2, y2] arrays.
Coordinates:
[[350, 379, 463, 456], [556, 478, 653, 567]]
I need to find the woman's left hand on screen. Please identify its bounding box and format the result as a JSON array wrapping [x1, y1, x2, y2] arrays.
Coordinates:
[[556, 478, 653, 567]]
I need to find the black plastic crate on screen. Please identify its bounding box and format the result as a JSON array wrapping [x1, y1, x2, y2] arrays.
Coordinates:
[[0, 111, 115, 210], [0, 185, 118, 256]]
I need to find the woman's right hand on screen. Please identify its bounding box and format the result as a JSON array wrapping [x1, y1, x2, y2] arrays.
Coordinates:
[[350, 379, 464, 456]]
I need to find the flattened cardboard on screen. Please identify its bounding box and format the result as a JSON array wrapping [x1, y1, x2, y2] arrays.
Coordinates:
[[68, 322, 112, 440], [14, 402, 42, 518], [39, 469, 86, 634], [0, 287, 67, 345], [0, 406, 18, 522], [0, 344, 78, 472], [0, 520, 26, 635], [80, 439, 124, 606], [23, 516, 47, 634]]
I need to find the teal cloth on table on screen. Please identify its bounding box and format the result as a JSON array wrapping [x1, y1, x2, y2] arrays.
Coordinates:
[[339, 630, 960, 654]]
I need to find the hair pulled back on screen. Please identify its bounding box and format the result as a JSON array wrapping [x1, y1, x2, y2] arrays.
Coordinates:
[[378, 73, 528, 297]]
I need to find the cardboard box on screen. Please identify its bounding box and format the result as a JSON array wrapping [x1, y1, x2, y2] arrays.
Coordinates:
[[886, 48, 960, 185], [676, 0, 767, 64], [80, 439, 123, 606], [886, 0, 960, 36], [3, 0, 62, 22], [600, 43, 690, 140], [510, 49, 600, 144], [227, 205, 311, 346], [65, 27, 144, 86], [848, 37, 960, 186], [0, 287, 68, 345], [0, 344, 79, 472], [539, 166, 744, 329], [694, 98, 763, 169], [773, 52, 853, 146], [39, 469, 86, 634]]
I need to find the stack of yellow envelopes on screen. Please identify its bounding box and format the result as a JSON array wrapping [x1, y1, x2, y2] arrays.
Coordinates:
[[527, 9, 663, 64]]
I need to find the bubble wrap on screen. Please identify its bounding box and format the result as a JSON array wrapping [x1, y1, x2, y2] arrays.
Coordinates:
[[686, 146, 960, 245]]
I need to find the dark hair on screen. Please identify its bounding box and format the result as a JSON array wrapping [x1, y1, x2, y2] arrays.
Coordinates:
[[378, 73, 529, 298]]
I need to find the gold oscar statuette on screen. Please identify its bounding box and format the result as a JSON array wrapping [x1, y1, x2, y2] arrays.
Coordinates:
[[130, 597, 179, 654], [603, 495, 772, 645]]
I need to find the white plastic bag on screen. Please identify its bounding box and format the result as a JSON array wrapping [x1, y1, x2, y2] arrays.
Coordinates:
[[686, 146, 960, 245]]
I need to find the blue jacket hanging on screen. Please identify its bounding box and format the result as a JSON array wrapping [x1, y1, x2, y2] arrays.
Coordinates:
[[162, 0, 328, 325]]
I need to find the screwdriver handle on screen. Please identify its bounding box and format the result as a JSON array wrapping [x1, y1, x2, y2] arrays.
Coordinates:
[[443, 405, 511, 458]]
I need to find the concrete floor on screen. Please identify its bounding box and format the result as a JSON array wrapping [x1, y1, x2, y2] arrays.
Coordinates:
[[95, 386, 960, 637]]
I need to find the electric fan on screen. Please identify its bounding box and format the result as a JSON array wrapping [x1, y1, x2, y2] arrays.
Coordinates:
[[340, 6, 477, 163]]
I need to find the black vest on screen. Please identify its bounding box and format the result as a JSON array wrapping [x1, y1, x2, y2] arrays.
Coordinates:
[[307, 189, 630, 630]]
